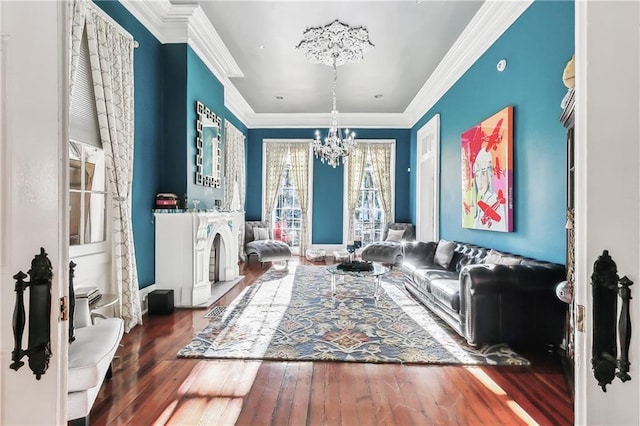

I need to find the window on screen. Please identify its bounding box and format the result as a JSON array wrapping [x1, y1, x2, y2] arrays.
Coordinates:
[[69, 142, 107, 246], [353, 152, 386, 245], [69, 28, 108, 251], [272, 156, 302, 254]]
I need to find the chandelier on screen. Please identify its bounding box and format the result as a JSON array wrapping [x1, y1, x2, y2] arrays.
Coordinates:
[[296, 20, 374, 167]]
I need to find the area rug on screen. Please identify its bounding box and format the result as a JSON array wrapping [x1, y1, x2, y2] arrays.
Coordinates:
[[178, 264, 529, 365]]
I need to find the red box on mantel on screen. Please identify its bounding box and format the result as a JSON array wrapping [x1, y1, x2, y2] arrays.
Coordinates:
[[155, 193, 179, 209]]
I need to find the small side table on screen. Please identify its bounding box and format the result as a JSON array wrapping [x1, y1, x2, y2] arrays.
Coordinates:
[[89, 294, 119, 322]]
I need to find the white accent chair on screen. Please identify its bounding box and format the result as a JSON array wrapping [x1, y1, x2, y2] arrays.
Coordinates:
[[67, 297, 124, 426]]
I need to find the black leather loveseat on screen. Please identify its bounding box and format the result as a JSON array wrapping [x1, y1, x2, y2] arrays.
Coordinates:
[[401, 240, 566, 347]]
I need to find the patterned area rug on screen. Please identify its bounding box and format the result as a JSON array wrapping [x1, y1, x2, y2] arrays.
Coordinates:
[[178, 263, 530, 365]]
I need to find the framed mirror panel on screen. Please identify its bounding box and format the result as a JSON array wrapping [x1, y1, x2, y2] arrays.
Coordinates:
[[195, 101, 222, 188]]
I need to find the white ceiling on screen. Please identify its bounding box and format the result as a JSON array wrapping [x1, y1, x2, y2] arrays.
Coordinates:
[[194, 1, 484, 115], [123, 0, 532, 127]]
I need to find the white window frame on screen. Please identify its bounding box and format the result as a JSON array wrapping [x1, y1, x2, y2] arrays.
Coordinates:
[[342, 139, 396, 245], [262, 139, 314, 255]]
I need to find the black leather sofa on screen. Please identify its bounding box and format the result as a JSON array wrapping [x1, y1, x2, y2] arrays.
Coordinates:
[[401, 240, 566, 347]]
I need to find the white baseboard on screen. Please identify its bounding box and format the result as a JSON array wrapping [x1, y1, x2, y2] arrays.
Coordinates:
[[306, 244, 345, 257], [139, 284, 157, 315]]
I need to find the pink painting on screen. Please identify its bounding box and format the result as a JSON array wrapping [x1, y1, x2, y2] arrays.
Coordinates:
[[461, 106, 513, 232]]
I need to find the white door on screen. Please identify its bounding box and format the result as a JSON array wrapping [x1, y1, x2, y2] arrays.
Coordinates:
[[0, 2, 68, 424], [416, 114, 440, 242]]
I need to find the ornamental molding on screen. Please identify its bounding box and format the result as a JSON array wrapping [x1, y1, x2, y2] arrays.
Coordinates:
[[118, 0, 532, 130], [404, 0, 534, 127]]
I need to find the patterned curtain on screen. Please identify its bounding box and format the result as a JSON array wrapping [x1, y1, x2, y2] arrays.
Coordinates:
[[289, 143, 311, 254], [69, 0, 87, 95], [223, 120, 245, 212], [224, 120, 246, 260], [370, 143, 394, 224], [264, 143, 289, 224], [346, 144, 367, 242], [85, 9, 142, 332]]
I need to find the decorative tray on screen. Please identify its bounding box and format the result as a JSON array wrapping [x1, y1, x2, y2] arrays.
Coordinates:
[[337, 261, 374, 272]]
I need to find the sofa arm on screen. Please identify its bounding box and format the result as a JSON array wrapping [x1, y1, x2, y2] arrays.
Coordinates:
[[459, 263, 566, 346]]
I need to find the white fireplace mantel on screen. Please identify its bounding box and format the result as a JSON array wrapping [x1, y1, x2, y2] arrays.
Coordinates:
[[154, 211, 244, 307]]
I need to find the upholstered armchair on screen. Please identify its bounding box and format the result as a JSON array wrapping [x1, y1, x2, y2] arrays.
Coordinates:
[[244, 221, 292, 268], [360, 222, 416, 266]]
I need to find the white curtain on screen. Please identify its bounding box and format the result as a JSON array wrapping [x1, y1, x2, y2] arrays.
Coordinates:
[[223, 120, 245, 212], [85, 8, 142, 332], [224, 120, 246, 260], [264, 143, 289, 223], [346, 145, 367, 242], [289, 143, 311, 254], [370, 143, 394, 224]]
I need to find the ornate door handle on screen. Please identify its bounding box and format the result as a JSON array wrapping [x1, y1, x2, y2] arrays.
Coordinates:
[[10, 248, 53, 380]]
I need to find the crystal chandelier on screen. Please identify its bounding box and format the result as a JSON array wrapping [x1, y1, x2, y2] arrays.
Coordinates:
[[296, 20, 374, 167]]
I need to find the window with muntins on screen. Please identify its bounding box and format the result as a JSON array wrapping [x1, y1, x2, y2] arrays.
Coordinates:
[[69, 29, 108, 249], [354, 153, 385, 245], [69, 142, 107, 246], [272, 157, 302, 253]]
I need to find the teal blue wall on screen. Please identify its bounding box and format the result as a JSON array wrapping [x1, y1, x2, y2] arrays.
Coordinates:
[[99, 0, 571, 286], [98, 4, 248, 288], [161, 44, 187, 197], [246, 128, 411, 244], [95, 1, 163, 288], [410, 1, 574, 263], [186, 46, 226, 209]]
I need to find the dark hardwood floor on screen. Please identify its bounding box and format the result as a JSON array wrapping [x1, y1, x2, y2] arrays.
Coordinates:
[[90, 257, 574, 425]]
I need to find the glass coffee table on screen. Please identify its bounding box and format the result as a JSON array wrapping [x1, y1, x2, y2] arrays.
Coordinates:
[[326, 263, 390, 299]]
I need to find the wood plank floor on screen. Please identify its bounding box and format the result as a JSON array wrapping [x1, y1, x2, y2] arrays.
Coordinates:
[[90, 257, 574, 425]]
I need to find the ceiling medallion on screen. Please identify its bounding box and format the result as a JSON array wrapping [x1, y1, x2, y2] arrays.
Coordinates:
[[296, 20, 374, 167]]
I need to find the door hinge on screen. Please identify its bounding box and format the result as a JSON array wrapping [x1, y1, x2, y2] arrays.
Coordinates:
[[60, 296, 69, 321]]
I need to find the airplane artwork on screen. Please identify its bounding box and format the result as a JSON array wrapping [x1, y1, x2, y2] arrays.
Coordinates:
[[478, 190, 506, 228], [460, 106, 513, 232]]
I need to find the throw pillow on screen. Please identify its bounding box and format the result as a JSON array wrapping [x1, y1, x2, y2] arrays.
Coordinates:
[[385, 228, 405, 242], [434, 239, 456, 269], [484, 249, 503, 264], [253, 227, 270, 241], [484, 249, 522, 266]]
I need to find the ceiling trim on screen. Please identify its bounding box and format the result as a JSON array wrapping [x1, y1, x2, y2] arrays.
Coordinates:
[[403, 0, 534, 127], [250, 112, 410, 129], [119, 0, 532, 131], [120, 0, 254, 125]]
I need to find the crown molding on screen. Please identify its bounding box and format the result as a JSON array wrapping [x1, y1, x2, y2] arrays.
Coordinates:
[[404, 0, 533, 127], [224, 84, 254, 126], [119, 1, 243, 89], [119, 0, 170, 43], [120, 0, 531, 131], [247, 112, 410, 129]]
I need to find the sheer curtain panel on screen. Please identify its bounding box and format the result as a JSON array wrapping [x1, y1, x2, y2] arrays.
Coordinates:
[[369, 143, 394, 223], [346, 145, 367, 242], [289, 143, 311, 254]]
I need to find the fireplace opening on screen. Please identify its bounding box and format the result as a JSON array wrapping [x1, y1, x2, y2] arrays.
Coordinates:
[[208, 233, 221, 284]]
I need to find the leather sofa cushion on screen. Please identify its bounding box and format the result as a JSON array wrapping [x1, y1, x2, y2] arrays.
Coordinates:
[[429, 279, 461, 313], [413, 268, 457, 293]]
